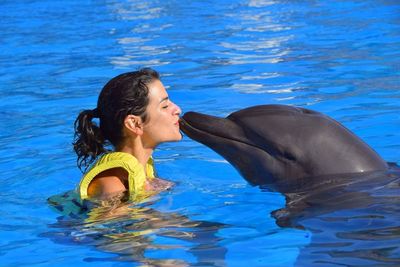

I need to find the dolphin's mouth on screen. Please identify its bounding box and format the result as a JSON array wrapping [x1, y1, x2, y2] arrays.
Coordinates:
[[179, 113, 266, 154]]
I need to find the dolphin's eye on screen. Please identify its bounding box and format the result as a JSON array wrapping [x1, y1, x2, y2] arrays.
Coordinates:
[[283, 151, 297, 161]]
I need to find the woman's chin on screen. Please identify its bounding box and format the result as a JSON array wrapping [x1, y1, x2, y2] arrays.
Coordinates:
[[177, 132, 183, 141], [172, 131, 183, 141], [171, 136, 182, 142]]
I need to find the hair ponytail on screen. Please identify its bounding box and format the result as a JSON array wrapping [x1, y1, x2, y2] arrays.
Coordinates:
[[73, 108, 106, 172]]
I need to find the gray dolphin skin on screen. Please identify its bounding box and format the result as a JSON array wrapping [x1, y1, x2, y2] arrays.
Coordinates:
[[179, 104, 388, 193]]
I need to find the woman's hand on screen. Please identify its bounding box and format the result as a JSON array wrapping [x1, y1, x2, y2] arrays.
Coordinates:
[[144, 177, 174, 193]]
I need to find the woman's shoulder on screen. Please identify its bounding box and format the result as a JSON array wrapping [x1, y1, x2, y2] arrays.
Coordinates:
[[87, 167, 128, 199], [79, 152, 154, 199]]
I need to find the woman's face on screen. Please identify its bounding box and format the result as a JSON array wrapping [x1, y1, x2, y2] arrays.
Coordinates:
[[142, 79, 182, 148]]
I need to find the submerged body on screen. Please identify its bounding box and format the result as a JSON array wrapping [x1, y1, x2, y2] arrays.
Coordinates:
[[180, 104, 388, 192]]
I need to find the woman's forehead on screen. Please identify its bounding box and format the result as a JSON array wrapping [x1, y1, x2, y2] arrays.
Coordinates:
[[148, 80, 168, 103]]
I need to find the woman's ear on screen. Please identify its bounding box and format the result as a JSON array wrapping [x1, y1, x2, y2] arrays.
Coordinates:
[[124, 115, 144, 135]]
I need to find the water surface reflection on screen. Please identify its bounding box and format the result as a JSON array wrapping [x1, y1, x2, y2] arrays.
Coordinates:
[[45, 192, 227, 266]]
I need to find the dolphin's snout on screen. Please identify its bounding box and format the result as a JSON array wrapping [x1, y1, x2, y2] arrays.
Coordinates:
[[180, 111, 222, 134], [179, 111, 245, 142]]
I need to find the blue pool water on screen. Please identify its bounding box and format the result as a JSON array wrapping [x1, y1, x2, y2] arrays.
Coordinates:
[[1, 0, 399, 266]]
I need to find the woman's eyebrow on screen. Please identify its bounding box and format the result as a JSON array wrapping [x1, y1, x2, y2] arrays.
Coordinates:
[[159, 96, 169, 103]]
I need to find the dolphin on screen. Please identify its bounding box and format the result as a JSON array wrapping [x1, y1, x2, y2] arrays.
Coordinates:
[[179, 104, 400, 265], [179, 104, 388, 193]]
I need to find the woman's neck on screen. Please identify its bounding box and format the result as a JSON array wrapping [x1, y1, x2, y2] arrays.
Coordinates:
[[117, 139, 154, 167]]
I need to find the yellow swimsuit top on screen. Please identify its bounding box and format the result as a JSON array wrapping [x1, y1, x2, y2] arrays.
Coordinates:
[[78, 152, 155, 201]]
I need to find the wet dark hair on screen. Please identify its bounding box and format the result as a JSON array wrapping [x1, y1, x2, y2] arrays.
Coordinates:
[[73, 68, 160, 172]]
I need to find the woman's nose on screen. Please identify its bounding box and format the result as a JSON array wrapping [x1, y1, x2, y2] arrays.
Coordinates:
[[172, 101, 182, 116]]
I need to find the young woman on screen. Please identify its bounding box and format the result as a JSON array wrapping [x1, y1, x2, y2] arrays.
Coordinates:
[[73, 68, 182, 201]]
